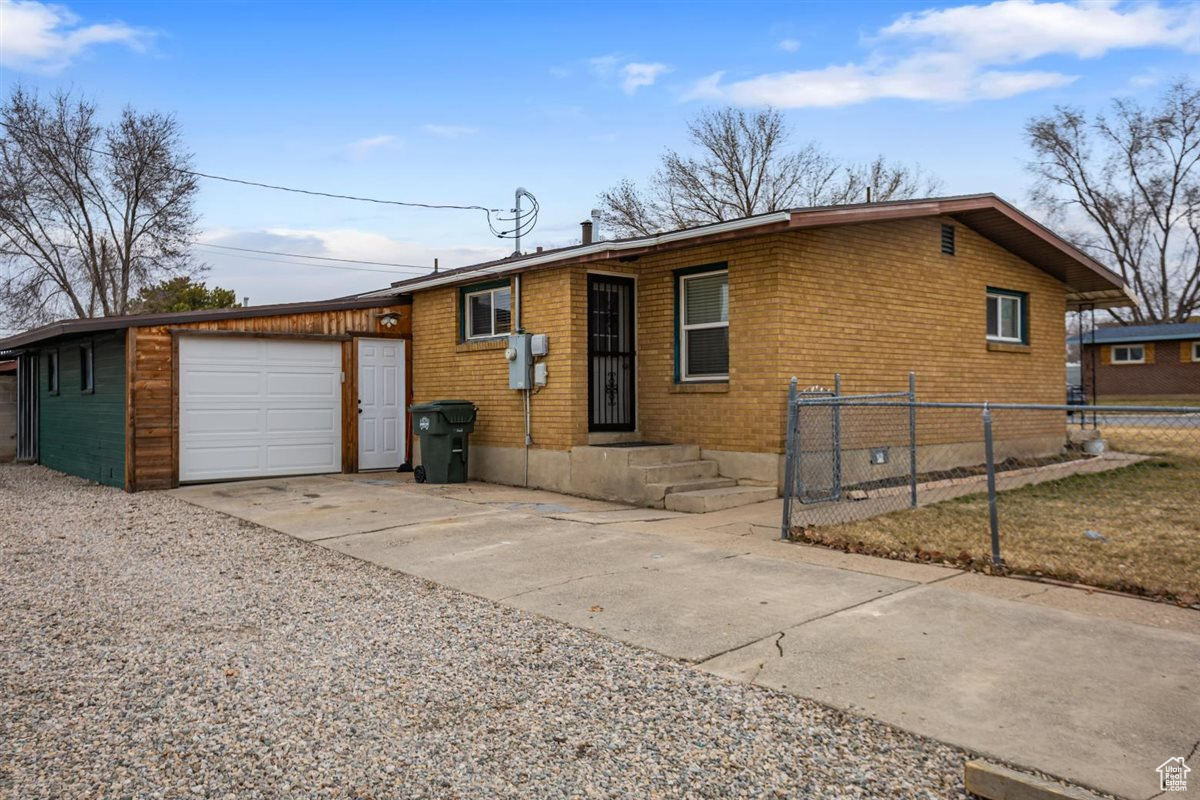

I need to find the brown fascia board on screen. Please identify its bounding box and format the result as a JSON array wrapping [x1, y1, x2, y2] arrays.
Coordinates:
[[384, 216, 797, 293], [382, 193, 1126, 298], [0, 294, 409, 352]]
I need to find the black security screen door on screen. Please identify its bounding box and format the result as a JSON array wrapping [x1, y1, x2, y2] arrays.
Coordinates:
[[588, 274, 636, 431]]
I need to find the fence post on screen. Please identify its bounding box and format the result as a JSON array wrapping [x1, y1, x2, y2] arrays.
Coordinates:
[[780, 376, 799, 541], [982, 404, 1004, 568], [908, 371, 917, 508], [832, 373, 842, 501]]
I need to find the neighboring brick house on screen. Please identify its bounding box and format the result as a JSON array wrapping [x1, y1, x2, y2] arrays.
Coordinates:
[[362, 194, 1131, 510], [1074, 321, 1200, 403]]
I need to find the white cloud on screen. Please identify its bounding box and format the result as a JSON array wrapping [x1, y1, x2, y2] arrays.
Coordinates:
[[587, 53, 623, 78], [691, 0, 1200, 108], [778, 38, 801, 53], [620, 62, 670, 94], [0, 0, 152, 72], [421, 124, 478, 138], [587, 53, 670, 94], [346, 134, 399, 160], [879, 0, 1200, 61], [195, 228, 508, 305]]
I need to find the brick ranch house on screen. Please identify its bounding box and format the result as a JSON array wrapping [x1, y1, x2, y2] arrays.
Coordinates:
[[1073, 321, 1200, 404], [358, 194, 1132, 511], [0, 194, 1132, 508]]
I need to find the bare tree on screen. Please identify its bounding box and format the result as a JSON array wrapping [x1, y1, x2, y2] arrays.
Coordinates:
[[597, 107, 941, 237], [0, 88, 200, 327], [1027, 80, 1200, 324]]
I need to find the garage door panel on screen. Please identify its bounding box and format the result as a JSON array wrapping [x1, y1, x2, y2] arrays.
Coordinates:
[[266, 407, 337, 433], [179, 337, 341, 482], [183, 337, 264, 362], [266, 371, 339, 398], [184, 408, 263, 436], [265, 442, 339, 470], [267, 339, 341, 365], [182, 445, 263, 476], [181, 369, 264, 398]]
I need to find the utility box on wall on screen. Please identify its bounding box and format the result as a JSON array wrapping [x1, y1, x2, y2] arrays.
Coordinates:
[[506, 333, 531, 390]]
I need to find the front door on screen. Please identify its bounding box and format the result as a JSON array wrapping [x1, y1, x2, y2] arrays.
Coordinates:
[[357, 338, 405, 470], [587, 274, 636, 431]]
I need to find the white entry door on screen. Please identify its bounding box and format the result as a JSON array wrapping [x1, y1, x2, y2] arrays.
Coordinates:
[[178, 337, 342, 482], [357, 338, 405, 470]]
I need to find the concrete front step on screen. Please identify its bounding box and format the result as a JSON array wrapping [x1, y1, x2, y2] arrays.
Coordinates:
[[632, 460, 719, 484], [645, 477, 737, 502], [664, 485, 778, 513], [623, 444, 701, 466]]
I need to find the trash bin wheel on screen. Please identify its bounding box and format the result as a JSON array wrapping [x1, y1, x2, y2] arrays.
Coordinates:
[[414, 465, 427, 484]]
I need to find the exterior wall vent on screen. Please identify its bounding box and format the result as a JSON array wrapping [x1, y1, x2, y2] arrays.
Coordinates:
[[941, 224, 956, 255]]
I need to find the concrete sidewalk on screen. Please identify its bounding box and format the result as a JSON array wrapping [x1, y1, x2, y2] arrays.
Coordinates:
[[176, 473, 1200, 800]]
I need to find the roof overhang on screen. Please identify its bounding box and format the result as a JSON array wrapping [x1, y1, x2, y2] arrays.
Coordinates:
[[1064, 287, 1140, 312], [370, 194, 1130, 306], [362, 211, 793, 296], [0, 294, 408, 353]]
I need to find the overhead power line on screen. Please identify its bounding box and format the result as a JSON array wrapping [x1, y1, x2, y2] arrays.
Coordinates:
[[0, 120, 539, 240], [3, 242, 431, 276], [192, 247, 426, 275], [193, 242, 432, 270]]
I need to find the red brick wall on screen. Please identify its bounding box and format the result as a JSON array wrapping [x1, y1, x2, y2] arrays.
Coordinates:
[[1082, 339, 1200, 400]]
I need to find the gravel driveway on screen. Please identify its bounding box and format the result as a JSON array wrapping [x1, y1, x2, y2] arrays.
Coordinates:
[[1, 465, 969, 799]]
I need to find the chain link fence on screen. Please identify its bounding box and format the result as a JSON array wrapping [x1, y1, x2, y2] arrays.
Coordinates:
[[782, 376, 1200, 603]]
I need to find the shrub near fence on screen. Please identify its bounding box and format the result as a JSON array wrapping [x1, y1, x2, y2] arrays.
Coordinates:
[[782, 377, 1200, 604]]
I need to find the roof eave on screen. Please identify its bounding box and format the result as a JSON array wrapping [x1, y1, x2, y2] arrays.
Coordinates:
[[0, 294, 408, 352], [369, 212, 793, 295]]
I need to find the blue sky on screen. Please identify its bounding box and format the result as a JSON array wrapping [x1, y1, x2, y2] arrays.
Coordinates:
[[1, 0, 1198, 304]]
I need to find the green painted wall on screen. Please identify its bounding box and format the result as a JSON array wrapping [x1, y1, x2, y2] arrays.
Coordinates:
[[38, 331, 126, 488]]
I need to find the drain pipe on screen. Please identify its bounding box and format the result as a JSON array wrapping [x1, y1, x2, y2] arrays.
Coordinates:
[[514, 274, 532, 487]]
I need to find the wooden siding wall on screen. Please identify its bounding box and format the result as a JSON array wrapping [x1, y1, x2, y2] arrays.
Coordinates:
[[38, 331, 126, 487], [127, 304, 411, 491]]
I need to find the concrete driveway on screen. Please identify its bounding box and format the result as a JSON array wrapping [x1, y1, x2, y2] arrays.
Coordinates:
[[176, 473, 1200, 800]]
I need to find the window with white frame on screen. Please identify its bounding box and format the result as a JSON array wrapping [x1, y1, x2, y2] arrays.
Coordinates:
[[679, 269, 729, 380], [1111, 344, 1145, 364], [463, 284, 512, 339], [1192, 341, 1200, 362], [986, 289, 1025, 343]]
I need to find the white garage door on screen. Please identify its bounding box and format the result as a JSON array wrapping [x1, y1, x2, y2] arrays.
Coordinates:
[[179, 337, 342, 482]]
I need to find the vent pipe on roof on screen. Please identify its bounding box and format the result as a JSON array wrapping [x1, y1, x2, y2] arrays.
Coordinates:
[[581, 219, 593, 245], [590, 209, 602, 242]]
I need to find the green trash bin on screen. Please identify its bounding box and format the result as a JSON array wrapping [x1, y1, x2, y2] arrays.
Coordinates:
[[410, 400, 477, 484]]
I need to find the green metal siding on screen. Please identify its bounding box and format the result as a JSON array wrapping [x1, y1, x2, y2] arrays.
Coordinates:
[[37, 332, 126, 487]]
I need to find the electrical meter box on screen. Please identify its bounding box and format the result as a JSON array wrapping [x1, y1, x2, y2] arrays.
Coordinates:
[[506, 333, 531, 390], [531, 333, 549, 357]]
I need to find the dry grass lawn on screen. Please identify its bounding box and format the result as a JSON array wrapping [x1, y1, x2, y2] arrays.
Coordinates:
[[795, 425, 1200, 603]]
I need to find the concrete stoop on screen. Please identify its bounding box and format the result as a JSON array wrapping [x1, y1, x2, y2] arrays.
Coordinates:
[[664, 484, 778, 513], [570, 443, 778, 512]]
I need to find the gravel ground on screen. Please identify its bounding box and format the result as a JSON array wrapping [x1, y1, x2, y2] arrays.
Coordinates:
[[1, 465, 970, 799]]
